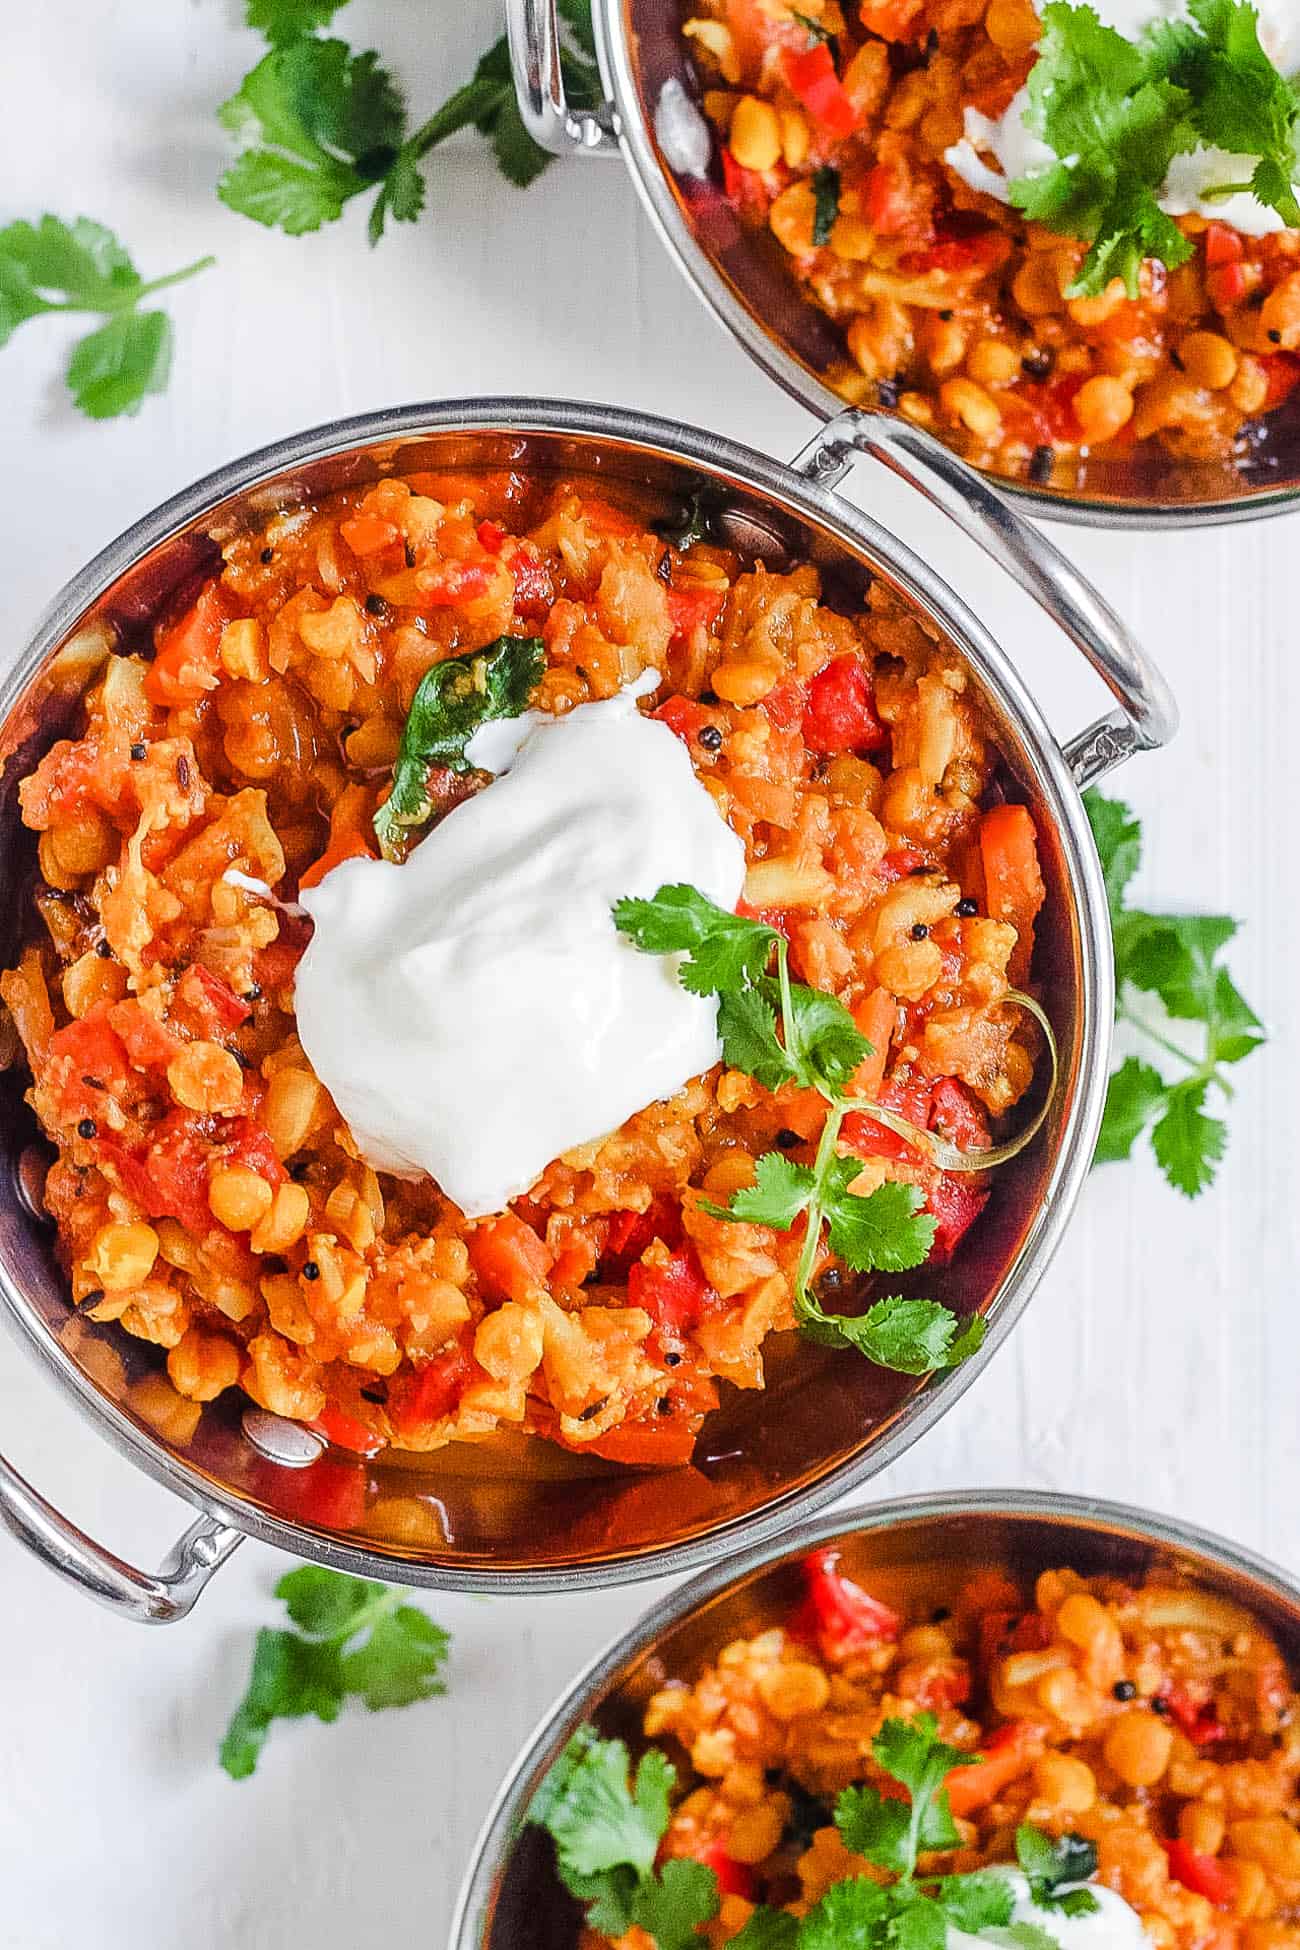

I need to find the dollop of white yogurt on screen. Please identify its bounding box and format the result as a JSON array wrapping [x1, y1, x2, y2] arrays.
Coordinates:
[[949, 1873, 1150, 1950], [945, 0, 1300, 235], [293, 679, 746, 1219]]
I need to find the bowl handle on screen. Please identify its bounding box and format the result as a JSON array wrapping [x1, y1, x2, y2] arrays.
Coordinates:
[[792, 410, 1179, 787], [506, 0, 620, 157], [0, 1447, 243, 1623]]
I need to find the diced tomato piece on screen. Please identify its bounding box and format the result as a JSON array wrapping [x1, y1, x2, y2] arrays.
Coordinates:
[[1163, 1685, 1227, 1747], [721, 146, 776, 215], [666, 584, 726, 641], [929, 1077, 991, 1153], [864, 159, 917, 238], [980, 803, 1045, 984], [794, 1550, 902, 1661], [100, 1116, 214, 1234], [145, 584, 230, 707], [760, 679, 807, 737], [276, 1455, 369, 1531], [944, 1720, 1040, 1816], [978, 1608, 1050, 1673], [1204, 223, 1244, 268], [175, 962, 252, 1037], [1164, 1841, 1239, 1908], [470, 1212, 554, 1302], [225, 1116, 287, 1189], [419, 561, 495, 607], [925, 1173, 989, 1264], [844, 1071, 934, 1164], [46, 1006, 133, 1117], [390, 1341, 476, 1437], [654, 695, 713, 745], [310, 1406, 386, 1458], [901, 231, 1008, 276], [804, 654, 886, 754], [1260, 351, 1300, 411], [476, 520, 507, 553], [902, 1658, 973, 1709], [627, 1245, 716, 1333], [783, 42, 860, 135], [603, 1195, 684, 1275], [507, 544, 553, 620], [340, 514, 401, 556], [1208, 261, 1249, 309], [691, 1839, 756, 1900], [878, 847, 925, 884]]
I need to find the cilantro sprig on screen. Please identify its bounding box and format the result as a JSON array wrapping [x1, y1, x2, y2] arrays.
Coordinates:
[[1008, 0, 1300, 297], [219, 0, 603, 241], [614, 884, 992, 1374], [0, 215, 212, 420], [533, 1717, 1099, 1950], [220, 1566, 450, 1779], [1086, 790, 1264, 1196]]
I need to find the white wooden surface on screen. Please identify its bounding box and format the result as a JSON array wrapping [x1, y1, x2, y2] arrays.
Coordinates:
[[1, 6, 1297, 1946]]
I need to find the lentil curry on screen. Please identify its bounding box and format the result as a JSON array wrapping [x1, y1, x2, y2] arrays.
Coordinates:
[[679, 0, 1300, 487], [0, 467, 1046, 1464], [581, 1550, 1300, 1948]]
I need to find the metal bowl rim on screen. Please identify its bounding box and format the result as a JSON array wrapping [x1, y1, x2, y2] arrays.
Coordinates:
[[0, 395, 1110, 1592], [449, 1487, 1300, 1949], [592, 0, 1300, 530]]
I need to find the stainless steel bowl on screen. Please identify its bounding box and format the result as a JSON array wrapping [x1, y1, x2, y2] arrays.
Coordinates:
[[0, 398, 1174, 1622], [452, 1491, 1300, 1949], [508, 0, 1300, 526]]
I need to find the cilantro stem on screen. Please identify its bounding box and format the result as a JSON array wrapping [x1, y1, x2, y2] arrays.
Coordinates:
[[37, 253, 216, 316], [1117, 1004, 1233, 1098], [392, 78, 503, 175], [794, 1094, 848, 1307]]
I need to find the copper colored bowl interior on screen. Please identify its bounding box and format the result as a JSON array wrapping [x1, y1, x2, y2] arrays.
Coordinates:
[[463, 1497, 1300, 1948], [609, 0, 1300, 524], [0, 408, 1097, 1587]]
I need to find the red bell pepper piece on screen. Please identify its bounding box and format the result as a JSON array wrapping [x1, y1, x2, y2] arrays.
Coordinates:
[[310, 1406, 386, 1458], [470, 1212, 554, 1303], [1163, 1840, 1239, 1907], [930, 1077, 991, 1153], [864, 159, 917, 238], [795, 1548, 901, 1661], [804, 654, 886, 754], [666, 584, 726, 641], [390, 1341, 476, 1438], [1260, 351, 1300, 411], [627, 1245, 715, 1333], [476, 520, 507, 553], [1208, 261, 1249, 309], [654, 695, 713, 745], [1163, 1685, 1227, 1747], [692, 1838, 756, 1900], [176, 962, 252, 1036], [843, 1072, 934, 1164], [944, 1720, 1040, 1816], [783, 42, 860, 135], [925, 1173, 990, 1264], [1204, 223, 1244, 268], [603, 1194, 684, 1274]]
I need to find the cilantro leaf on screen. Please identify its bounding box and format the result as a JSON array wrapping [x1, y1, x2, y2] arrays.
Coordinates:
[[781, 980, 873, 1094], [872, 1714, 974, 1863], [0, 215, 210, 420], [701, 1151, 816, 1228], [1084, 791, 1262, 1197], [1094, 1056, 1167, 1164], [218, 39, 405, 234], [531, 1727, 673, 1886], [1168, 0, 1300, 225], [730, 1911, 802, 1950], [1085, 790, 1142, 921], [219, 1569, 449, 1778], [1151, 1076, 1228, 1196], [716, 987, 799, 1091], [800, 1876, 894, 1950], [375, 636, 544, 859], [804, 1294, 985, 1374], [821, 1168, 936, 1274], [1016, 1828, 1100, 1912], [813, 165, 841, 244], [835, 1784, 914, 1873], [937, 1871, 1018, 1932], [630, 1858, 721, 1950], [613, 884, 779, 996], [245, 0, 350, 44], [338, 1605, 450, 1709]]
